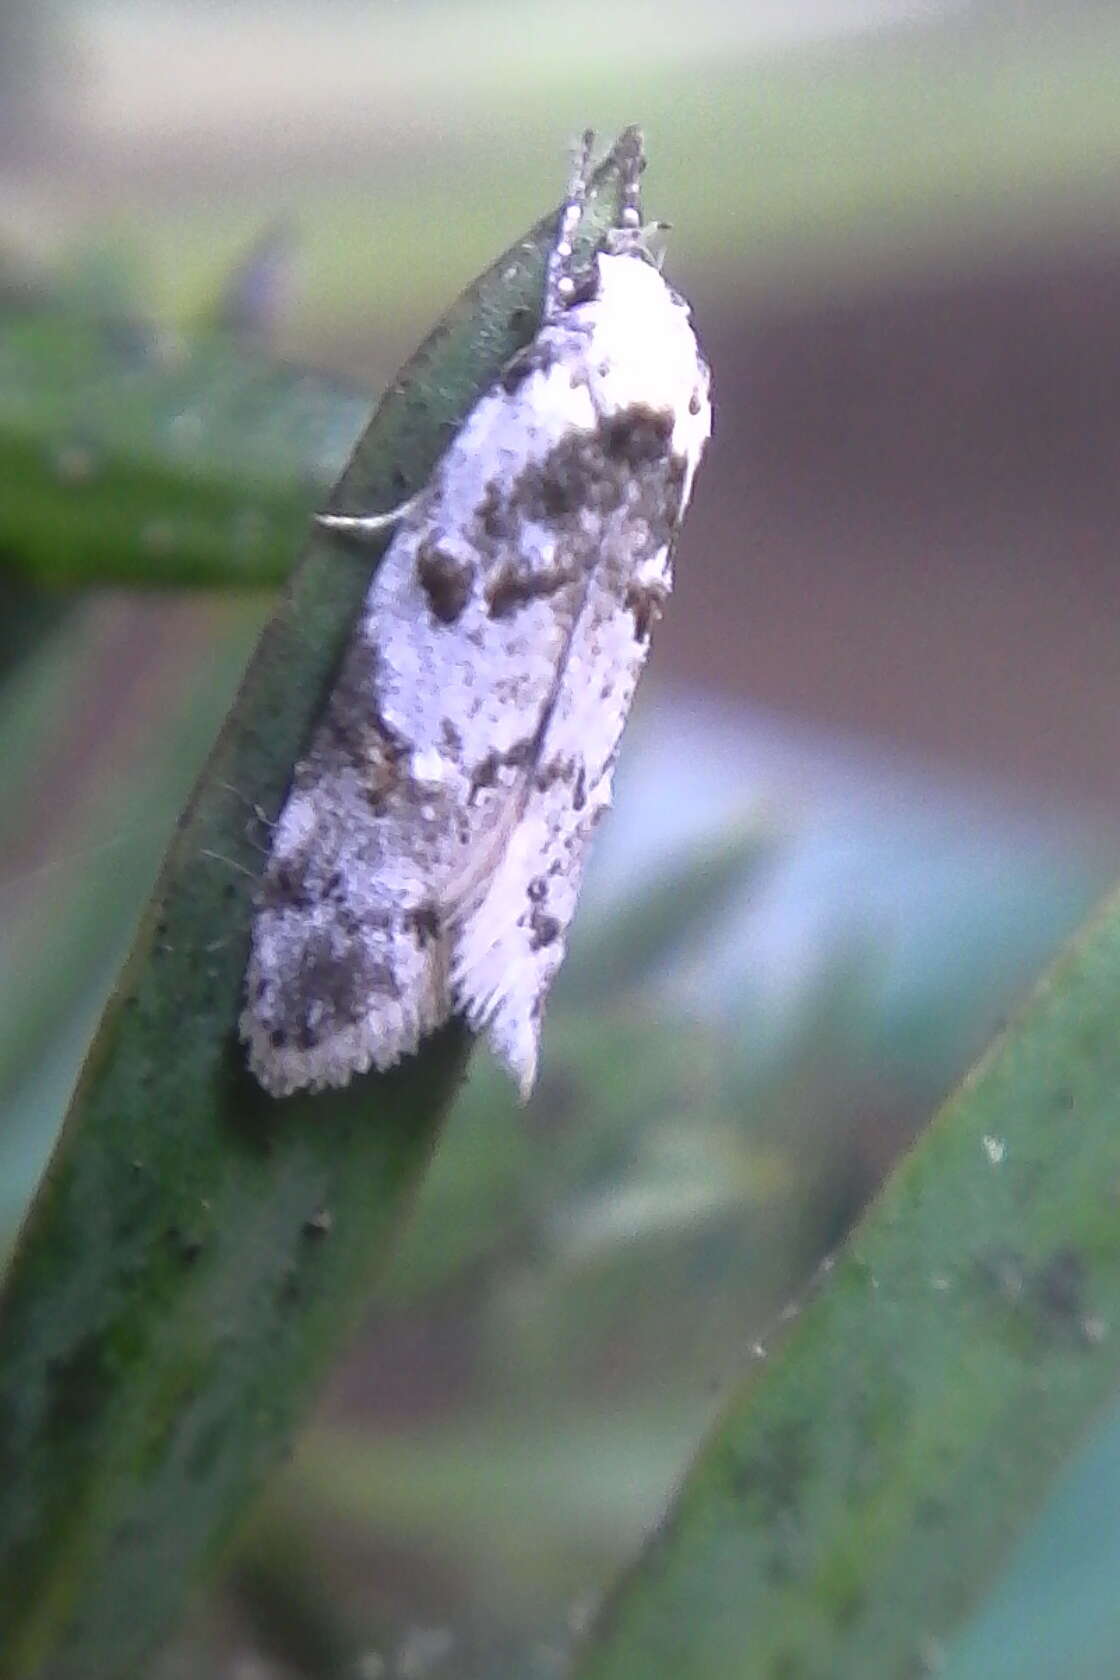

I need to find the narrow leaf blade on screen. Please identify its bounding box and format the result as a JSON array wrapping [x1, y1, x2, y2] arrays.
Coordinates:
[[572, 886, 1120, 1679]]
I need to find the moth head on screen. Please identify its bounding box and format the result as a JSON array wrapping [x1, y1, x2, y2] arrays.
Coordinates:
[[604, 216, 671, 272]]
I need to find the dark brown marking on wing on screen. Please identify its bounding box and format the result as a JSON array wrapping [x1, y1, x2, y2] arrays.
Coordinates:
[[529, 907, 561, 950], [486, 561, 580, 618], [417, 540, 475, 625], [469, 736, 535, 798], [624, 579, 669, 641]]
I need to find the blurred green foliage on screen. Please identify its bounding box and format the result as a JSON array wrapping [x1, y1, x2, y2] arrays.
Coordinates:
[[0, 289, 368, 590], [574, 885, 1120, 1677]]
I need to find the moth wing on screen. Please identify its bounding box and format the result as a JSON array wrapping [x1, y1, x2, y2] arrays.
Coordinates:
[[450, 528, 673, 1096], [240, 615, 458, 1096], [242, 352, 599, 1095], [448, 264, 712, 1095], [245, 248, 710, 1099]]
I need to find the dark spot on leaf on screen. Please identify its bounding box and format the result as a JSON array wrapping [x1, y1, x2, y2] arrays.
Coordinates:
[[729, 1419, 812, 1521], [168, 1225, 204, 1265], [1031, 1247, 1088, 1323], [46, 1333, 108, 1435]]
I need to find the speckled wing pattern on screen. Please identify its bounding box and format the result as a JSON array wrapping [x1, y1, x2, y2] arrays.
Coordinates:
[[241, 199, 711, 1099]]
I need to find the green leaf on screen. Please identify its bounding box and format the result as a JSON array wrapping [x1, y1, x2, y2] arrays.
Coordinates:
[[0, 295, 369, 589], [0, 598, 267, 1235], [571, 885, 1120, 1679], [0, 132, 641, 1680]]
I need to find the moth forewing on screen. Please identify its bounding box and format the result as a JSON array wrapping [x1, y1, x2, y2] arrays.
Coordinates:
[[241, 134, 711, 1098]]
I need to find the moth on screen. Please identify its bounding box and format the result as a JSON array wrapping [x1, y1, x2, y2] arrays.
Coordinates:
[[241, 130, 711, 1098]]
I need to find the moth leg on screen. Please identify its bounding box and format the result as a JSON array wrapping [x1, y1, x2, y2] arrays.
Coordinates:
[[315, 493, 422, 542]]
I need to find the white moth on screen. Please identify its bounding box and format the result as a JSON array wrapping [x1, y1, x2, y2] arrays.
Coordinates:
[[241, 131, 711, 1098]]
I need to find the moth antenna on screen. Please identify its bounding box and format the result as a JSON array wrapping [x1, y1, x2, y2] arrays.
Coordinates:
[[543, 128, 594, 323], [619, 129, 644, 232]]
